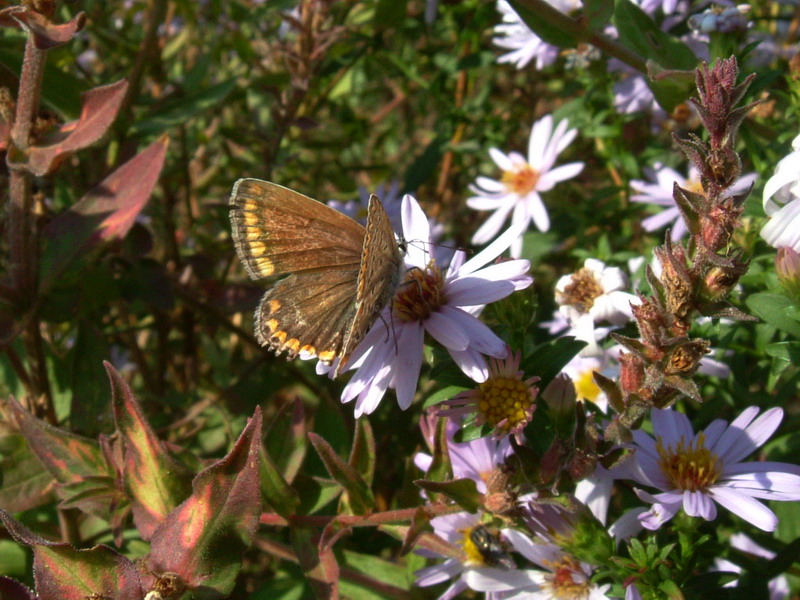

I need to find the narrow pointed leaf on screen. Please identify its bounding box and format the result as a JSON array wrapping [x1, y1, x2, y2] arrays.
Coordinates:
[[0, 510, 142, 600], [0, 7, 86, 49], [7, 397, 109, 484], [308, 432, 374, 515], [747, 293, 800, 337], [259, 443, 300, 519], [18, 79, 128, 176], [348, 418, 375, 486], [291, 527, 339, 600], [399, 507, 432, 557], [147, 408, 262, 599], [264, 398, 306, 483], [0, 416, 55, 511], [39, 136, 169, 294], [106, 362, 193, 540]]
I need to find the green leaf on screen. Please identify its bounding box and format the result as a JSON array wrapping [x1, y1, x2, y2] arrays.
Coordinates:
[[506, 0, 578, 47], [68, 321, 111, 437], [747, 293, 800, 338], [521, 337, 586, 389], [422, 385, 468, 409], [0, 423, 54, 513], [0, 44, 87, 118], [130, 79, 236, 136], [308, 433, 375, 515], [292, 475, 342, 515], [612, 0, 696, 70], [146, 408, 262, 599], [259, 444, 300, 520], [766, 341, 800, 363], [264, 399, 307, 484], [106, 362, 194, 540], [291, 527, 339, 600], [584, 0, 614, 32], [349, 418, 376, 487], [414, 478, 483, 513]]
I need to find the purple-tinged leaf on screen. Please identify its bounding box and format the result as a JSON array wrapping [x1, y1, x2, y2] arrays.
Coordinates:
[[0, 510, 142, 600], [0, 576, 37, 600], [381, 525, 464, 561], [308, 432, 374, 516], [147, 408, 262, 599], [291, 527, 339, 600], [399, 507, 432, 557], [264, 398, 306, 484], [7, 397, 110, 484], [348, 418, 375, 486], [0, 7, 86, 49], [39, 136, 169, 295], [11, 79, 128, 176], [106, 362, 193, 540]]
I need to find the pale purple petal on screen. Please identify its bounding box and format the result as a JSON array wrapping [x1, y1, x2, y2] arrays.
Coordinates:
[[449, 347, 489, 382], [502, 529, 563, 567], [466, 193, 514, 211], [464, 567, 545, 592], [527, 115, 553, 166], [439, 305, 507, 356], [652, 408, 694, 448], [471, 203, 515, 245], [526, 192, 550, 232], [415, 559, 464, 587], [393, 323, 425, 410], [446, 277, 516, 306], [489, 148, 514, 171], [462, 220, 528, 274], [425, 310, 470, 351], [709, 486, 778, 531], [537, 161, 584, 190], [474, 176, 507, 193], [713, 407, 781, 464], [401, 194, 432, 267]]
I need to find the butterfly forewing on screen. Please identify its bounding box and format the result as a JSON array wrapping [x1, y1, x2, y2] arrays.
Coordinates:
[[336, 194, 404, 377], [229, 179, 366, 280]]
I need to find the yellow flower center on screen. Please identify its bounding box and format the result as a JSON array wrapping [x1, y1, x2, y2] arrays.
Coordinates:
[[657, 432, 721, 492], [477, 376, 534, 434], [502, 163, 540, 196], [558, 267, 603, 314], [393, 262, 445, 322], [460, 526, 488, 566], [543, 556, 592, 599], [574, 369, 601, 404]]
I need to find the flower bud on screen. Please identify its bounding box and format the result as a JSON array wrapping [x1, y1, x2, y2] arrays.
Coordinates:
[[776, 247, 800, 301]]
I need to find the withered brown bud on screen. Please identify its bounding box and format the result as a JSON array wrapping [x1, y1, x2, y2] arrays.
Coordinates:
[[664, 339, 710, 376], [699, 197, 743, 251], [618, 352, 646, 393], [707, 147, 741, 191], [631, 295, 669, 348], [698, 258, 748, 302], [655, 242, 695, 324]]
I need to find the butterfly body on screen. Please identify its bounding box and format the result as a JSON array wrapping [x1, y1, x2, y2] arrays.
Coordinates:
[[229, 179, 404, 378]]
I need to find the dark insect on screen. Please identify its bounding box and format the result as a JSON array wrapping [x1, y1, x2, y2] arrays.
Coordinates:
[[469, 525, 516, 570]]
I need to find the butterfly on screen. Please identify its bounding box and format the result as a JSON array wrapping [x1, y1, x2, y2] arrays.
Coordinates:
[[229, 179, 405, 378]]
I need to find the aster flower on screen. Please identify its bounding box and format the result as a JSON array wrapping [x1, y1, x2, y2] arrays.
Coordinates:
[[618, 406, 800, 532], [414, 511, 512, 600], [468, 115, 584, 257], [336, 195, 533, 417], [493, 0, 581, 70], [630, 163, 756, 241], [713, 533, 790, 599], [414, 419, 512, 495], [555, 259, 638, 356], [440, 348, 540, 438], [465, 528, 611, 599], [761, 133, 800, 252]]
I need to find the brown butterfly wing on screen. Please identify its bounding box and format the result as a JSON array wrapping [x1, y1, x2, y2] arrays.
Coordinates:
[[230, 178, 366, 364], [255, 269, 361, 363], [229, 178, 366, 280], [335, 194, 404, 377]]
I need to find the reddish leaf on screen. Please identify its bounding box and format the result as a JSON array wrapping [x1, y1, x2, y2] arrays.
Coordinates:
[[0, 7, 85, 49], [291, 527, 339, 600], [7, 397, 110, 485], [39, 136, 169, 294], [147, 408, 262, 599], [12, 79, 128, 176], [0, 510, 142, 600], [106, 362, 193, 540], [259, 443, 300, 520], [308, 432, 374, 516], [0, 576, 37, 600]]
